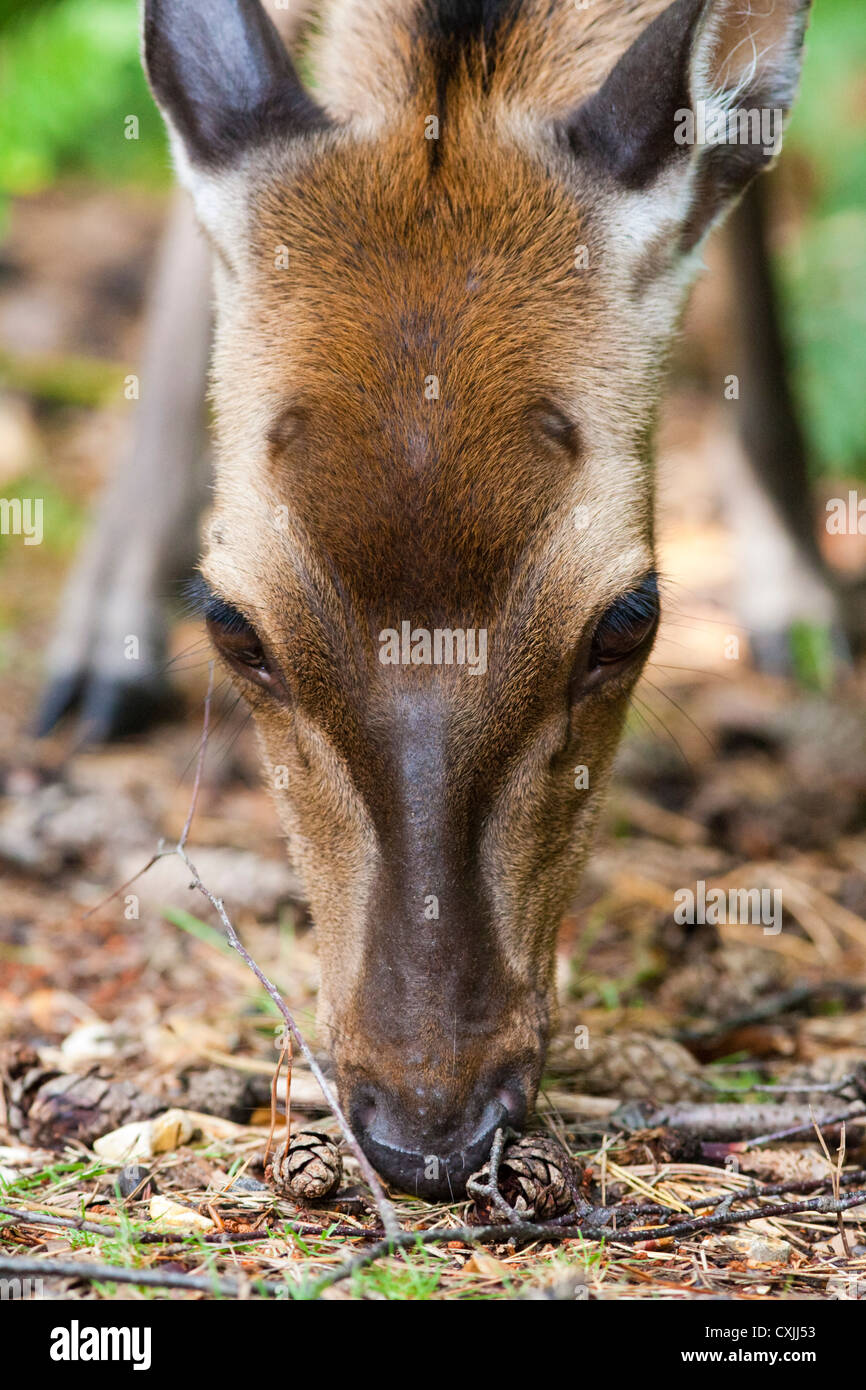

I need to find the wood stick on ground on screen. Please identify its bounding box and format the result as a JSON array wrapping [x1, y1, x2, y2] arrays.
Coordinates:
[[4, 1185, 864, 1300], [648, 1100, 866, 1143], [603, 1167, 866, 1224], [0, 1252, 259, 1299], [265, 1034, 289, 1169], [79, 669, 401, 1242], [606, 1189, 866, 1248], [0, 1203, 379, 1245], [741, 1107, 866, 1150], [305, 1188, 866, 1294]]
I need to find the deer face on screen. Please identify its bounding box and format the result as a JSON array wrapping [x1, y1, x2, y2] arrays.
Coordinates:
[[146, 0, 811, 1195]]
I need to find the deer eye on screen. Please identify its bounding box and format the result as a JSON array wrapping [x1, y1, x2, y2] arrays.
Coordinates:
[[589, 573, 659, 671], [205, 602, 277, 690]]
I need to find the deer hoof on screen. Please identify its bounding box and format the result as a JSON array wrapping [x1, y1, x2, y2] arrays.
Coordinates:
[[34, 673, 176, 742]]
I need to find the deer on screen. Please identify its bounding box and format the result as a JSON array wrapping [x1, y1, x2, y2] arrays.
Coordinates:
[[41, 0, 821, 1197]]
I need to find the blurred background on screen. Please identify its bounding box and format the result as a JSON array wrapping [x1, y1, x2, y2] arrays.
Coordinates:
[[0, 0, 865, 1237]]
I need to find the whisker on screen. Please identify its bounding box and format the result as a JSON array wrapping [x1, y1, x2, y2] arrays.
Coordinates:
[[630, 693, 697, 776], [640, 675, 717, 757]]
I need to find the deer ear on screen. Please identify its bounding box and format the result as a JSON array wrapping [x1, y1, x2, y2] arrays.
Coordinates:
[[143, 0, 327, 169], [562, 0, 811, 251]]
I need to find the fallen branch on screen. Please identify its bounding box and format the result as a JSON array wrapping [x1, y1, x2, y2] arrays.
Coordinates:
[[647, 1100, 866, 1144], [6, 1182, 864, 1299], [304, 1186, 866, 1293], [675, 982, 865, 1047], [605, 1189, 866, 1248], [0, 1203, 377, 1245], [0, 1222, 584, 1300], [738, 1108, 866, 1151], [741, 1073, 864, 1100], [601, 1167, 866, 1225], [0, 1252, 259, 1298]]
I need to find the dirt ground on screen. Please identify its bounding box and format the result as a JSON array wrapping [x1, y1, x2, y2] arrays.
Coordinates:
[[0, 188, 865, 1300]]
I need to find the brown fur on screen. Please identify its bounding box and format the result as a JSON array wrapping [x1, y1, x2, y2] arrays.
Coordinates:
[[313, 0, 670, 123], [145, 0, 812, 1187], [203, 101, 657, 1123]]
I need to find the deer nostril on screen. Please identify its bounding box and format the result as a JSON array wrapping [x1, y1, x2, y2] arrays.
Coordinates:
[[496, 1082, 528, 1129], [351, 1086, 378, 1132]]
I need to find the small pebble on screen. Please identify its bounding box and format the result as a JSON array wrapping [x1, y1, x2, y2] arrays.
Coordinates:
[[117, 1164, 156, 1200], [227, 1174, 269, 1193]]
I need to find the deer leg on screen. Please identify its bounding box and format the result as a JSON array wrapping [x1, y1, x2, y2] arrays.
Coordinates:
[[722, 179, 853, 671], [36, 191, 211, 741]]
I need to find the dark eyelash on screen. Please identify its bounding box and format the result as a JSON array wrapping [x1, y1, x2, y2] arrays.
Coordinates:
[[184, 575, 254, 635], [600, 572, 659, 633]]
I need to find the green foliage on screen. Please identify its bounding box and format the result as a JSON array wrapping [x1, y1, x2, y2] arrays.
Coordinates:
[[350, 1247, 444, 1300], [0, 348, 126, 406], [161, 906, 236, 957], [0, 472, 84, 560], [781, 212, 866, 475], [0, 0, 863, 480], [780, 0, 866, 477], [0, 0, 169, 199], [788, 619, 837, 692]]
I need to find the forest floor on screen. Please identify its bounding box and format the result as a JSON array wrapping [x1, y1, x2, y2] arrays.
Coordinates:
[[0, 187, 865, 1300]]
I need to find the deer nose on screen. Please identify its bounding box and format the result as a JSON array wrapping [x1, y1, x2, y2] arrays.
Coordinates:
[[349, 1078, 527, 1199]]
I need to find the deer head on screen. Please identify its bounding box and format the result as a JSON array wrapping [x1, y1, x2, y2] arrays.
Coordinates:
[[145, 0, 811, 1196]]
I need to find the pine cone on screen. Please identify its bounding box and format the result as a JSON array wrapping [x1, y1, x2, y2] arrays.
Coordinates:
[[548, 1029, 704, 1103], [7, 1070, 163, 1149], [4, 1065, 55, 1139], [266, 1130, 342, 1201], [468, 1133, 577, 1224], [181, 1067, 254, 1122]]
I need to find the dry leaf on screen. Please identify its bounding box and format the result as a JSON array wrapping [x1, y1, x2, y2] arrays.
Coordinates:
[[462, 1252, 511, 1278], [149, 1196, 214, 1232], [93, 1107, 195, 1161]]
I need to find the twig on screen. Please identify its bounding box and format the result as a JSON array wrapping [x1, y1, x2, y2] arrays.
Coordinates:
[[647, 1099, 866, 1144], [606, 1190, 866, 1248], [741, 1107, 866, 1150], [306, 1187, 866, 1294], [466, 1126, 523, 1225], [600, 1168, 866, 1225], [0, 1252, 260, 1298], [0, 1203, 376, 1245], [741, 1074, 862, 1099], [80, 849, 167, 922], [6, 1183, 865, 1300], [0, 1221, 581, 1300], [177, 848, 399, 1237], [82, 673, 401, 1241]]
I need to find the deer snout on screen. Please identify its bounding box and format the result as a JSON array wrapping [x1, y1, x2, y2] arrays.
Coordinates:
[[348, 1072, 528, 1199]]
